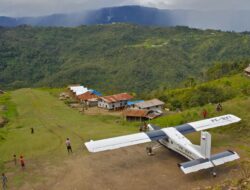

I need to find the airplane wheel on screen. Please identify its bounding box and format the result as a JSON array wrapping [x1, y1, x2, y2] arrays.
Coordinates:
[[212, 171, 217, 177], [146, 147, 153, 156]]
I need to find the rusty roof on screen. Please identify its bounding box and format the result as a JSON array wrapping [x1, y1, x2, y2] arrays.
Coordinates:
[[123, 109, 149, 117], [100, 93, 133, 103], [77, 91, 98, 101]]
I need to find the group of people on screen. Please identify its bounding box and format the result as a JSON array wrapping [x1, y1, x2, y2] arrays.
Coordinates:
[[202, 103, 223, 119], [1, 138, 73, 189], [13, 155, 25, 169]]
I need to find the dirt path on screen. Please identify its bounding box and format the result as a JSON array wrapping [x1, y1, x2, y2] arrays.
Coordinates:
[[27, 145, 240, 190]]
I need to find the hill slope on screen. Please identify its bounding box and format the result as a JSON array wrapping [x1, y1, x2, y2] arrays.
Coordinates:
[[0, 24, 250, 93]]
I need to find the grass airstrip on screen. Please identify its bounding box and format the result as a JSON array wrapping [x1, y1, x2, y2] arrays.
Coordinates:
[[0, 89, 138, 168], [0, 88, 249, 188]]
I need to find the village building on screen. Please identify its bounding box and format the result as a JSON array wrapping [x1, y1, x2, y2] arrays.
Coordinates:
[[123, 109, 161, 121], [127, 100, 144, 108], [77, 91, 99, 107], [87, 98, 99, 107], [244, 64, 250, 77], [98, 93, 133, 110], [68, 85, 89, 97], [134, 99, 165, 111]]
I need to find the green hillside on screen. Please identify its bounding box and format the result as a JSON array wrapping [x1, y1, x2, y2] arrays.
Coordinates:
[[1, 24, 250, 93], [150, 74, 250, 109]]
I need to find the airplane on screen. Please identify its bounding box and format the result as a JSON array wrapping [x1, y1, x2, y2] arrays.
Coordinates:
[[85, 114, 241, 175]]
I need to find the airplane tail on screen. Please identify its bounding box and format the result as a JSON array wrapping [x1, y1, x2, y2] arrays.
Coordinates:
[[200, 131, 211, 158], [179, 150, 239, 174]]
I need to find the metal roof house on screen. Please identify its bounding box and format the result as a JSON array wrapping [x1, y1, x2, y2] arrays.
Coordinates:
[[98, 93, 133, 110], [245, 64, 250, 77], [134, 99, 165, 111]]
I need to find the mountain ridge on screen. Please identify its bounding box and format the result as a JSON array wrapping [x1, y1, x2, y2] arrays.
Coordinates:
[[1, 6, 250, 31]]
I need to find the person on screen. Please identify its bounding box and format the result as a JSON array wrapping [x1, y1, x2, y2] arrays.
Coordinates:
[[30, 127, 34, 134], [13, 154, 17, 165], [202, 109, 208, 118], [65, 138, 73, 154], [216, 103, 222, 112], [143, 122, 148, 132], [2, 173, 7, 190], [20, 156, 25, 169]]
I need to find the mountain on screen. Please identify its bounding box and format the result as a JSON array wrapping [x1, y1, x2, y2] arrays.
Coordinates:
[[0, 24, 250, 94], [1, 6, 250, 31]]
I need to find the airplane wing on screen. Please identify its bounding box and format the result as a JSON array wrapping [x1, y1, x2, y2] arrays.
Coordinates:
[[85, 130, 167, 153], [176, 114, 241, 135], [85, 114, 240, 153]]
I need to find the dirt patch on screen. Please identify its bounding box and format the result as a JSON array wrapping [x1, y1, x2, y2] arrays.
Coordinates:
[[19, 145, 241, 190], [83, 107, 123, 116]]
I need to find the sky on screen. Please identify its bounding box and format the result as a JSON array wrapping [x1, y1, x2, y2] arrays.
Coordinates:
[[0, 0, 250, 17]]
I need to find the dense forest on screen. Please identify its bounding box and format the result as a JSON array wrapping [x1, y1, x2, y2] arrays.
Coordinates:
[[0, 24, 250, 94]]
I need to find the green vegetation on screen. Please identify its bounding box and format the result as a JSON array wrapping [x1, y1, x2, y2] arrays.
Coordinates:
[[150, 74, 250, 110], [1, 24, 250, 94]]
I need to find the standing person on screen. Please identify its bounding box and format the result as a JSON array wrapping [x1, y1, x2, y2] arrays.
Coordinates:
[[20, 156, 25, 169], [216, 103, 222, 112], [65, 138, 73, 154], [2, 173, 7, 190], [30, 127, 34, 134], [13, 154, 17, 165], [202, 109, 208, 118]]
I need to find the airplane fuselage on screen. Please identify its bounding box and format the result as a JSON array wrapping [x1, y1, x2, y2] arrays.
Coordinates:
[[157, 128, 204, 160]]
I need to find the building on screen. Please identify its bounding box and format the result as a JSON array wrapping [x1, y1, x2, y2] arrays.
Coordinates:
[[77, 91, 99, 107], [134, 99, 164, 111], [244, 64, 250, 77], [123, 109, 161, 121], [87, 98, 99, 107], [98, 93, 133, 110], [127, 100, 144, 108], [0, 90, 4, 95], [68, 85, 88, 96]]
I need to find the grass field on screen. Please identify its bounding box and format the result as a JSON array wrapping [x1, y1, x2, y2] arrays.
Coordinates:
[[0, 89, 138, 170]]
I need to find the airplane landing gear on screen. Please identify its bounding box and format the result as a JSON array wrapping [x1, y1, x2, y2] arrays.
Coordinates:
[[146, 144, 162, 156], [211, 168, 217, 177], [212, 171, 217, 177], [146, 147, 154, 156]]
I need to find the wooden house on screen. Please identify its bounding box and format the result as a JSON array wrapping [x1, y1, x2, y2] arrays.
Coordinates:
[[98, 93, 133, 110]]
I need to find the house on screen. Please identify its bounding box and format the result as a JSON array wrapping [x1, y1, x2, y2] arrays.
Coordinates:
[[77, 91, 99, 107], [244, 64, 250, 77], [134, 99, 165, 111], [127, 100, 144, 108], [98, 93, 133, 110], [87, 98, 99, 107], [123, 109, 162, 121], [68, 85, 89, 96]]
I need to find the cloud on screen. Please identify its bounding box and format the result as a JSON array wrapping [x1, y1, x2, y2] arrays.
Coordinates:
[[0, 0, 249, 17]]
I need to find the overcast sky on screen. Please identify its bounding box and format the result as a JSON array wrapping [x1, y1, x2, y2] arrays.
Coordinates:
[[1, 0, 250, 17]]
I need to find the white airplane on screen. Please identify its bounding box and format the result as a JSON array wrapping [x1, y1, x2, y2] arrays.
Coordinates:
[[85, 114, 241, 174]]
